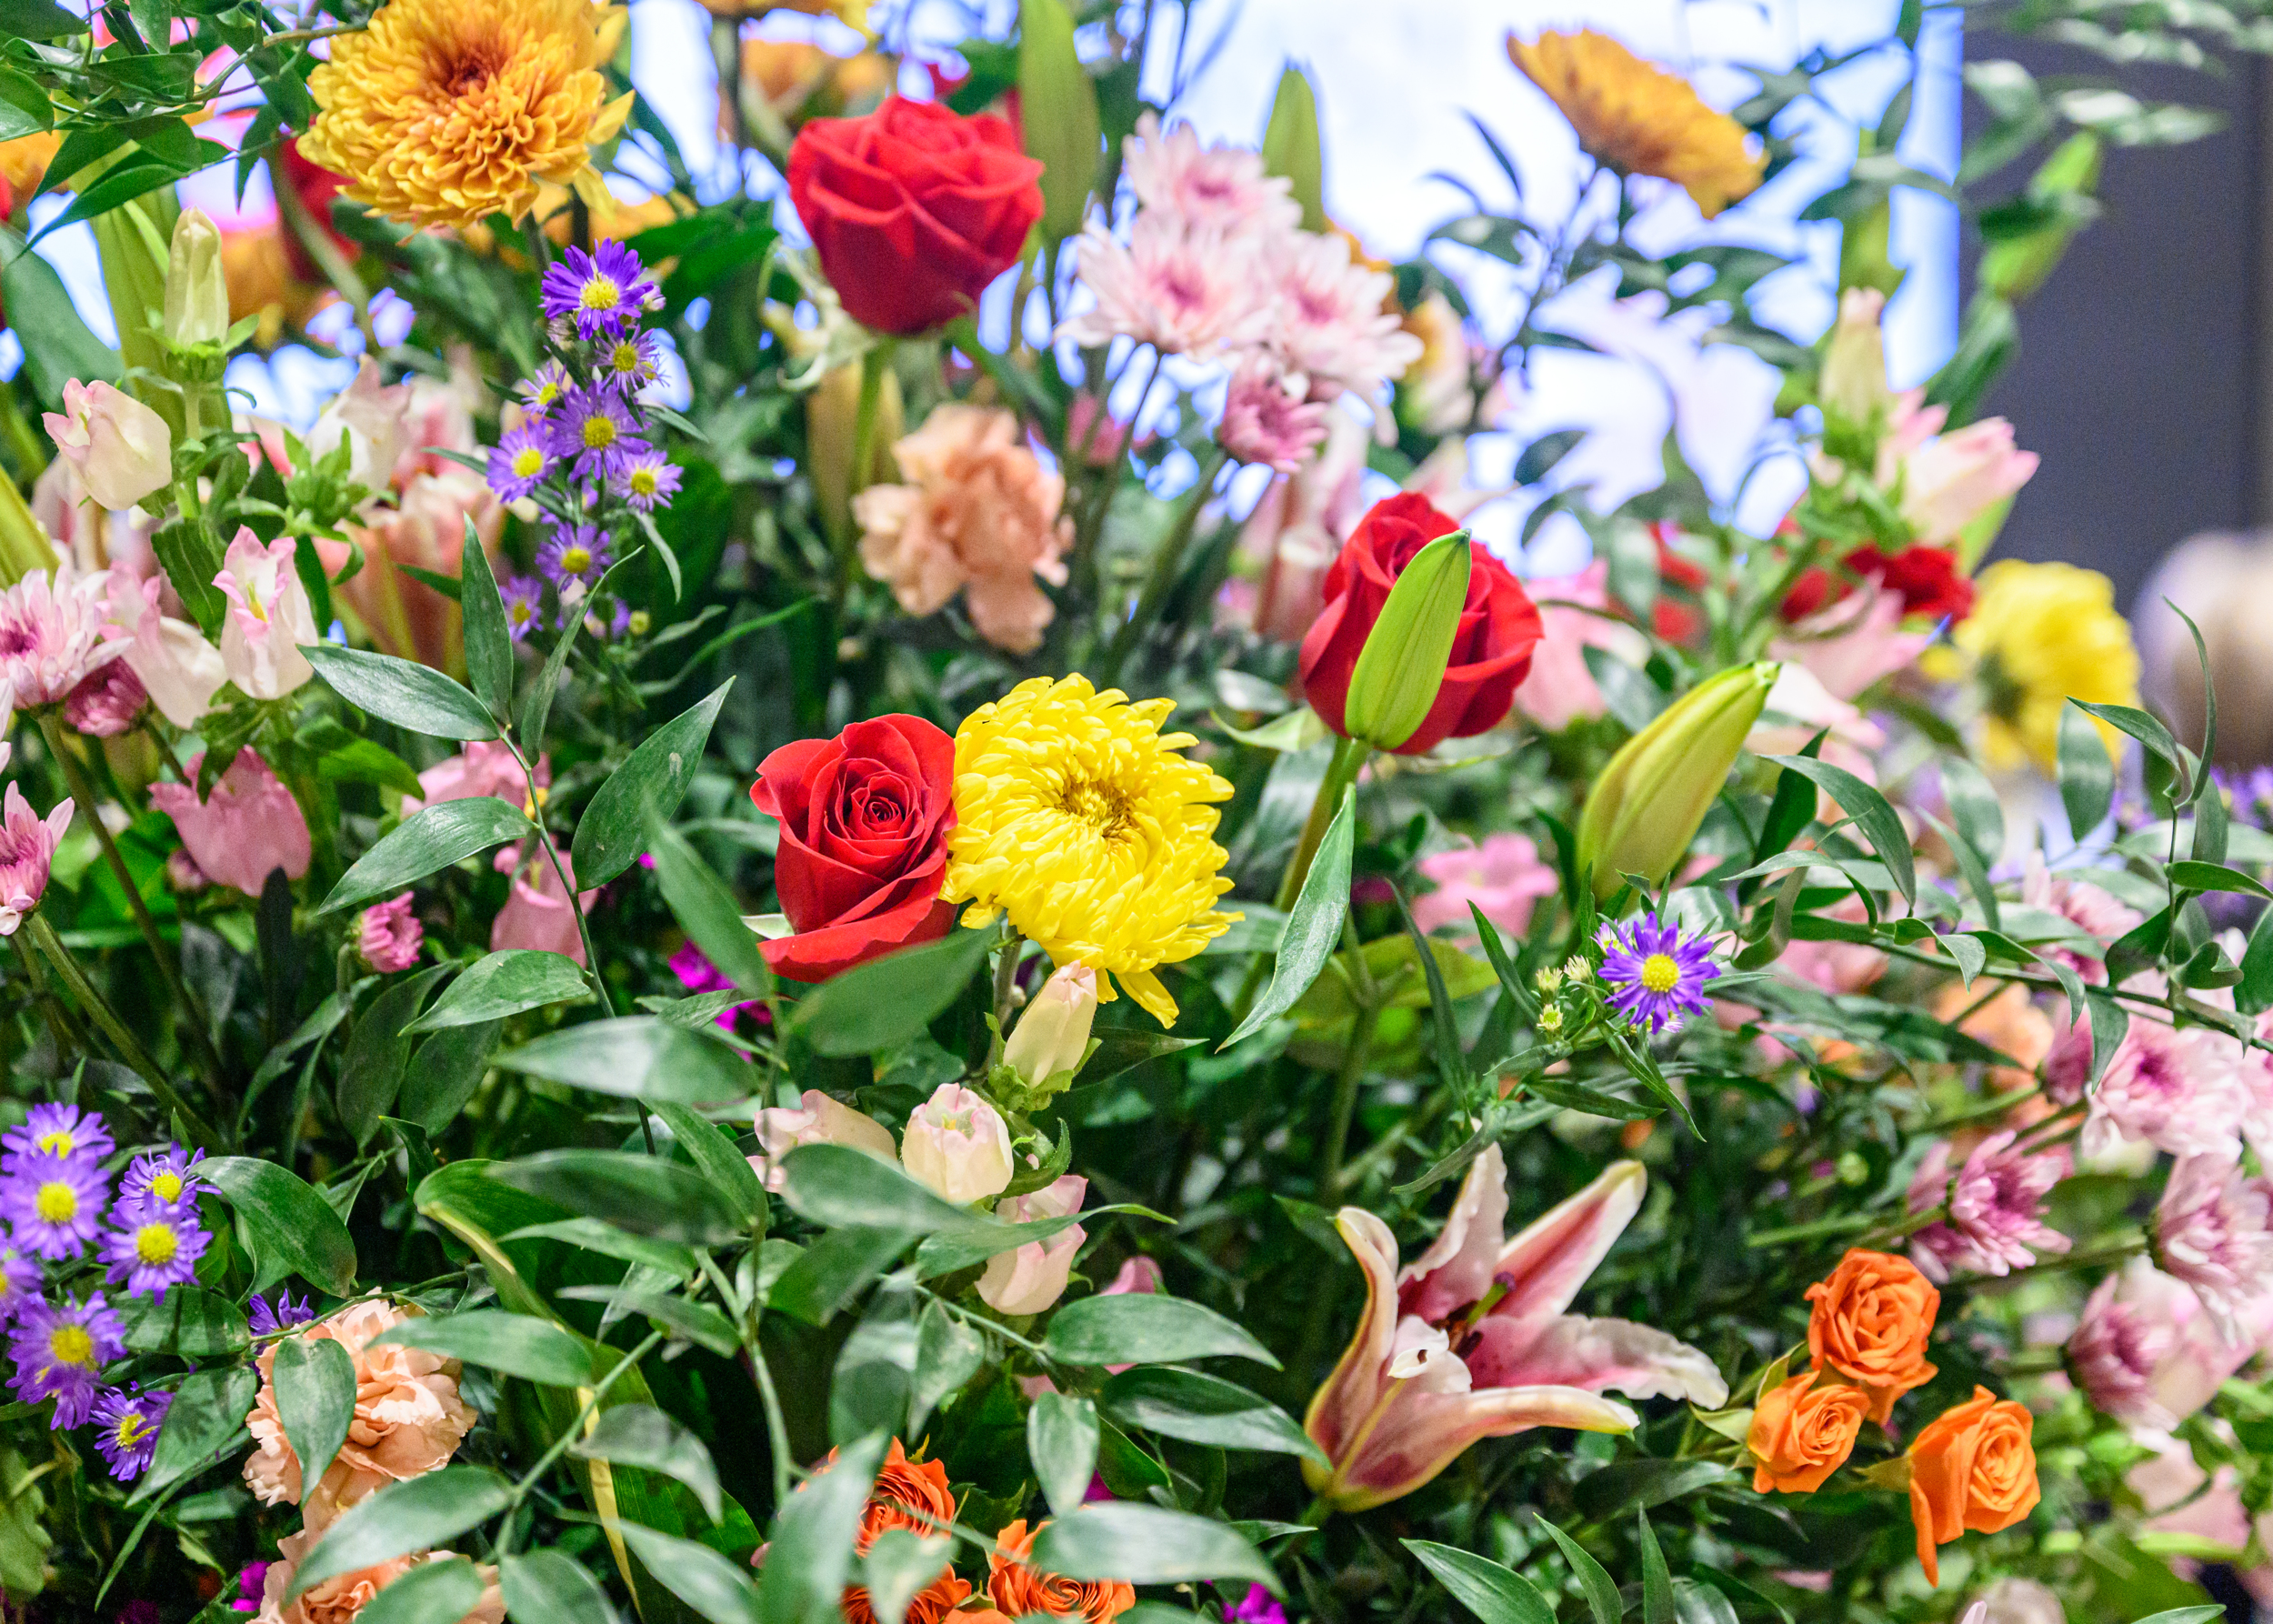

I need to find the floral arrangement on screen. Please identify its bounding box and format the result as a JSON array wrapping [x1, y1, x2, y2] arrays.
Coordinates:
[[0, 2, 2267, 1623]]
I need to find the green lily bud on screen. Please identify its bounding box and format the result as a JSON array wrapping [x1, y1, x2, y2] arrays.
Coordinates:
[[0, 474, 57, 589], [1342, 528, 1471, 750], [1577, 660, 1777, 899], [164, 207, 229, 349]]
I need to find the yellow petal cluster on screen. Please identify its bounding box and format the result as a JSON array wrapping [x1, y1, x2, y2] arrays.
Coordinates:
[[1928, 559, 2139, 772], [1507, 30, 1765, 220], [302, 0, 635, 231], [944, 676, 1238, 1028]]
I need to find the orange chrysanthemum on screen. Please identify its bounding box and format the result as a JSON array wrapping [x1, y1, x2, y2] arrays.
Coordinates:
[[302, 0, 635, 231], [1507, 30, 1765, 219]]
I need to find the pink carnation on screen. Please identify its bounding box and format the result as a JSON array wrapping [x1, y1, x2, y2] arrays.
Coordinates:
[[357, 893, 424, 974], [0, 783, 73, 937], [1907, 1130, 2070, 1280], [62, 658, 146, 737], [1121, 113, 1302, 238], [0, 562, 126, 707], [148, 749, 312, 897], [1411, 832, 1558, 942], [2154, 1154, 2273, 1341]]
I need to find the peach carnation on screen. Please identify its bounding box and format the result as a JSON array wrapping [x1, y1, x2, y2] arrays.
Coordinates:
[[244, 1300, 477, 1529], [853, 406, 1072, 655], [255, 1527, 503, 1624]]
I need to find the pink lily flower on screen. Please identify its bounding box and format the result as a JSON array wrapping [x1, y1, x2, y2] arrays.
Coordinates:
[[1302, 1146, 1727, 1510]]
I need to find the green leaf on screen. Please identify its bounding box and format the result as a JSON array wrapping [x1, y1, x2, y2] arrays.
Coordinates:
[[859, 1529, 955, 1624], [570, 1404, 724, 1524], [204, 1156, 357, 1295], [1017, 0, 1101, 239], [649, 822, 772, 996], [356, 1557, 487, 1624], [136, 1365, 257, 1501], [499, 1549, 622, 1623], [0, 226, 120, 406], [1259, 65, 1327, 233], [556, 1283, 741, 1355], [2238, 906, 2273, 1016], [1637, 1512, 1673, 1624], [400, 1020, 504, 1134], [0, 66, 52, 143], [313, 737, 426, 798], [1220, 787, 1352, 1050], [303, 644, 496, 741], [1030, 1504, 1278, 1592], [1574, 1459, 1736, 1520], [650, 1101, 766, 1227], [2128, 1609, 2230, 1624], [785, 926, 993, 1057], [778, 1143, 1003, 1237], [0, 0, 84, 38], [613, 1521, 760, 1624], [491, 1017, 757, 1104], [501, 1218, 696, 1278], [1760, 755, 1915, 904], [1028, 1390, 1100, 1518], [406, 950, 593, 1032], [2058, 703, 2116, 836], [768, 1228, 912, 1326], [2085, 986, 2130, 1086], [292, 1468, 513, 1597], [486, 1151, 748, 1246], [1043, 1292, 1280, 1369], [2166, 861, 2273, 901], [1532, 1516, 1620, 1624], [573, 682, 735, 888], [272, 1338, 355, 1499], [320, 797, 535, 915], [337, 967, 449, 1148], [756, 1432, 886, 1624], [116, 1287, 248, 1357], [1401, 1541, 1555, 1624], [2074, 700, 2183, 775], [1100, 1367, 1323, 1463], [369, 1309, 598, 1387], [456, 515, 514, 721], [1941, 755, 2006, 865], [909, 1301, 987, 1435]]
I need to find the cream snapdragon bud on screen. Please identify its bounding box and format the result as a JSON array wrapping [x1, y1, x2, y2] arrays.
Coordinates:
[[976, 1175, 1087, 1316], [900, 1083, 1014, 1205], [1002, 963, 1097, 1087], [164, 208, 229, 348], [41, 381, 172, 512], [1817, 286, 1890, 424], [747, 1089, 898, 1193]]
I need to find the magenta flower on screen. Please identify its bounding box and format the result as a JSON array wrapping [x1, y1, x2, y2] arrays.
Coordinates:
[[7, 1292, 125, 1426], [1228, 1585, 1290, 1624], [91, 1385, 171, 1480], [229, 1560, 272, 1614], [1906, 1131, 2070, 1280], [120, 1144, 207, 1211], [0, 782, 73, 938], [2, 1148, 110, 1258], [1412, 832, 1560, 943], [538, 240, 658, 339], [1217, 359, 1329, 475], [2155, 1155, 2273, 1341], [0, 563, 127, 707], [62, 657, 146, 737], [356, 892, 424, 974], [669, 941, 756, 1030], [2067, 1257, 2265, 1430], [3, 1102, 114, 1167], [148, 749, 312, 897], [1303, 1147, 1725, 1510], [1596, 912, 1720, 1035], [98, 1198, 209, 1299]]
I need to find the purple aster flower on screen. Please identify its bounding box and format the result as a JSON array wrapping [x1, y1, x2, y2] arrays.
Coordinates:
[[596, 328, 661, 395], [612, 449, 682, 515], [119, 1145, 206, 1212], [8, 1292, 125, 1426], [98, 1198, 209, 1300], [517, 360, 572, 415], [548, 385, 646, 480], [0, 1240, 38, 1322], [2, 1102, 113, 1168], [538, 240, 660, 340], [582, 599, 633, 641], [537, 522, 613, 590], [486, 422, 554, 503], [1, 1149, 109, 1258], [90, 1385, 171, 1481], [500, 575, 546, 642], [247, 1289, 315, 1338], [1595, 911, 1719, 1035]]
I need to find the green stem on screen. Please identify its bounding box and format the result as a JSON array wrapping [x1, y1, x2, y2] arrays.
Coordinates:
[[1319, 999, 1381, 1198], [36, 710, 227, 1095], [986, 928, 1022, 1069], [838, 344, 891, 602], [1098, 446, 1226, 686], [500, 1327, 666, 1555], [1276, 734, 1367, 913], [12, 929, 86, 1061], [28, 915, 223, 1151]]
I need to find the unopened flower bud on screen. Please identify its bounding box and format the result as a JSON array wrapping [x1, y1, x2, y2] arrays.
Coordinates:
[[1817, 287, 1889, 424], [164, 208, 230, 349], [900, 1083, 1014, 1205], [748, 1088, 898, 1192], [1341, 528, 1472, 750], [1003, 963, 1097, 1088], [42, 381, 172, 512], [1537, 1005, 1564, 1036], [355, 892, 423, 973], [1576, 661, 1778, 899]]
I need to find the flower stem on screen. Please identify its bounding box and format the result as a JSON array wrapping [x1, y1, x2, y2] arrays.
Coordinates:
[[1098, 446, 1227, 687], [1276, 734, 1367, 913], [1319, 997, 1381, 1198], [838, 343, 892, 602], [28, 915, 223, 1151], [12, 929, 87, 1061], [986, 927, 1023, 1069], [37, 709, 228, 1096]]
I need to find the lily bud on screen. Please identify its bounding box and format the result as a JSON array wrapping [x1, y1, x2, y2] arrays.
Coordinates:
[[1342, 528, 1472, 749], [900, 1083, 1014, 1205], [163, 208, 229, 349], [1577, 661, 1777, 899], [1817, 287, 1889, 424], [1003, 962, 1097, 1088]]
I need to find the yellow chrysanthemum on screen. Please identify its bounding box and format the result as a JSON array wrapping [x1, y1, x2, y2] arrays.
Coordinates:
[[944, 676, 1239, 1028], [1507, 30, 1765, 220], [1927, 559, 2140, 772], [302, 0, 635, 231]]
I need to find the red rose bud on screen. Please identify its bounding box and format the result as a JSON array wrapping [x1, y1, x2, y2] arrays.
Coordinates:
[[1297, 495, 1542, 756], [786, 95, 1045, 336], [748, 714, 957, 981]]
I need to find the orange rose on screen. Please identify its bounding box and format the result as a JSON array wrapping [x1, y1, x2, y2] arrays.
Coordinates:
[[987, 1519, 1135, 1624], [1905, 1386, 2039, 1585], [839, 1439, 970, 1624], [1804, 1248, 1940, 1422], [1747, 1371, 1870, 1494]]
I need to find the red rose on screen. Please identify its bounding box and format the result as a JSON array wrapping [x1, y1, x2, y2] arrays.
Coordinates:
[[1297, 494, 1544, 756], [748, 715, 957, 982], [786, 95, 1045, 336], [1651, 522, 1708, 643], [1781, 545, 1975, 624]]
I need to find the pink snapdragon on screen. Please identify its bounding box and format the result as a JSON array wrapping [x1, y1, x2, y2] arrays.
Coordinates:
[[0, 783, 73, 936], [148, 749, 312, 897], [356, 893, 424, 973], [2067, 1257, 2265, 1429], [2154, 1154, 2273, 1340], [105, 573, 225, 728], [1412, 833, 1558, 941], [978, 1175, 1088, 1316], [0, 563, 127, 707], [213, 528, 318, 700], [901, 1084, 1014, 1205], [1906, 1131, 2070, 1280], [1122, 113, 1302, 237], [749, 1089, 899, 1192], [42, 380, 172, 512], [490, 841, 595, 963], [401, 741, 543, 815], [1890, 407, 2038, 546]]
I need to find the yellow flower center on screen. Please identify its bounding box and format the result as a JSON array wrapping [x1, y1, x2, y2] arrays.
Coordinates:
[[580, 276, 621, 313], [535, 379, 562, 407], [35, 1129, 74, 1154], [48, 1325, 93, 1368], [512, 446, 545, 477], [35, 1182, 76, 1224], [629, 467, 657, 497], [134, 1223, 178, 1266], [581, 415, 616, 451], [114, 1410, 153, 1449], [509, 602, 536, 627], [152, 1172, 183, 1203], [560, 545, 593, 575], [1059, 779, 1131, 841], [1639, 953, 1681, 994], [610, 342, 639, 374]]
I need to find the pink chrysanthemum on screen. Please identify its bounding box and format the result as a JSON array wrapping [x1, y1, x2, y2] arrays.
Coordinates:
[[2019, 856, 2141, 984], [2155, 1154, 2273, 1341], [0, 782, 73, 937], [0, 563, 127, 707], [2082, 1019, 2246, 1161], [1907, 1130, 2070, 1280], [62, 658, 147, 737], [1256, 230, 1422, 401], [1058, 215, 1272, 359], [356, 892, 424, 974], [1217, 359, 1330, 474], [1122, 113, 1302, 238]]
